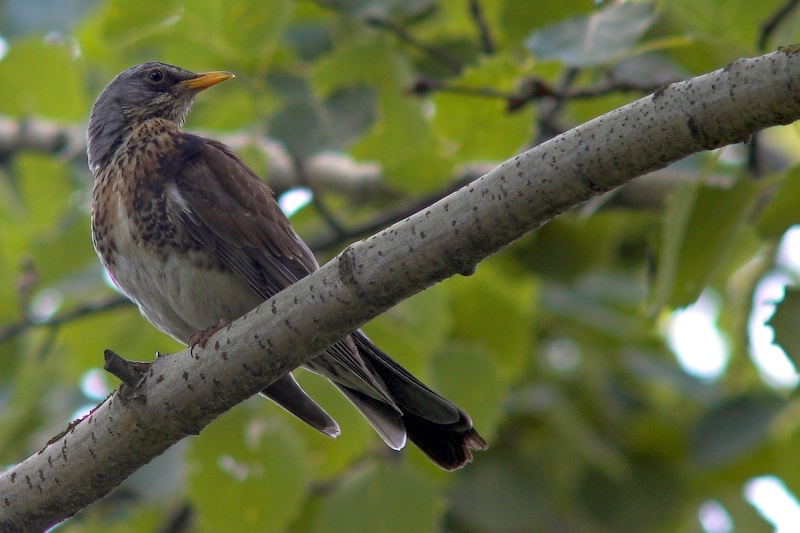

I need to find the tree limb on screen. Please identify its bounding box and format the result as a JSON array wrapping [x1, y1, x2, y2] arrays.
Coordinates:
[[0, 115, 387, 200], [2, 47, 800, 531]]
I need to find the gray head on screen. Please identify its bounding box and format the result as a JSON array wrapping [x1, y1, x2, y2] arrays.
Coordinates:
[[86, 62, 232, 172]]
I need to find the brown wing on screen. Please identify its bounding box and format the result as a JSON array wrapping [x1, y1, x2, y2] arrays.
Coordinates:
[[168, 134, 318, 299], [163, 134, 486, 465], [166, 134, 394, 395]]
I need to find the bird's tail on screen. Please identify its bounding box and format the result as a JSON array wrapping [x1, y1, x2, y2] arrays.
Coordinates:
[[340, 330, 488, 471], [269, 329, 488, 470]]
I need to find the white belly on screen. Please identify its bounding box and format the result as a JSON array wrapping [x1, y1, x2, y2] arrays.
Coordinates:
[[108, 247, 263, 344]]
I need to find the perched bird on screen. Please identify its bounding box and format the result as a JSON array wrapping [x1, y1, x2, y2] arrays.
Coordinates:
[[87, 62, 487, 470]]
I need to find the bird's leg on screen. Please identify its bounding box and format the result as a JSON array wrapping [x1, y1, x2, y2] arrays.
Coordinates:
[[188, 319, 230, 353]]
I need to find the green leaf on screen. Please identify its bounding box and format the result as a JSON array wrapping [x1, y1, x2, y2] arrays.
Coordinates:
[[99, 0, 182, 45], [525, 2, 658, 67], [579, 458, 683, 532], [269, 83, 377, 157], [448, 260, 537, 379], [219, 0, 294, 71], [514, 211, 658, 282], [362, 283, 454, 377], [312, 463, 445, 533], [0, 38, 86, 119], [449, 455, 541, 533], [432, 56, 532, 161], [716, 489, 773, 533], [430, 341, 503, 440], [690, 395, 785, 468], [767, 287, 800, 367], [325, 0, 436, 20], [14, 153, 73, 233], [652, 177, 757, 310], [500, 0, 596, 50], [756, 167, 800, 239], [188, 406, 312, 531], [312, 36, 451, 191]]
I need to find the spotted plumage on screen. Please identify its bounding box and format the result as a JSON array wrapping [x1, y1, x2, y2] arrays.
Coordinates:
[[88, 62, 486, 470]]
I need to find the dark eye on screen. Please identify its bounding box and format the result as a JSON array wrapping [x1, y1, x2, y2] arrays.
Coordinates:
[[147, 68, 165, 84]]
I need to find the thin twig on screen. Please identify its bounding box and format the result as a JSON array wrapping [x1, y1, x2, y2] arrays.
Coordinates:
[[307, 175, 474, 253], [408, 74, 669, 113], [293, 155, 349, 238], [365, 16, 465, 74], [0, 296, 132, 344], [748, 2, 799, 176], [759, 0, 800, 51], [469, 0, 495, 54]]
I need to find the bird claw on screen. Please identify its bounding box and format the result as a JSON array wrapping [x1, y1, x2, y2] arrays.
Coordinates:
[[188, 320, 229, 354]]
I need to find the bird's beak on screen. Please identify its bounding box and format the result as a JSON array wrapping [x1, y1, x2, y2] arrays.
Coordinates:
[[179, 71, 234, 91]]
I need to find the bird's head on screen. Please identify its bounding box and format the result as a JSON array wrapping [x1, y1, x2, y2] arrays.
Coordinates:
[[87, 62, 233, 172]]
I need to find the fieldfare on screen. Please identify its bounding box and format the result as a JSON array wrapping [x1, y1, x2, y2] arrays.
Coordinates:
[[87, 62, 487, 470]]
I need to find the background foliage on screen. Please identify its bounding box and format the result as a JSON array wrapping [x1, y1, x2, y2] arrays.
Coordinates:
[[2, 0, 800, 531]]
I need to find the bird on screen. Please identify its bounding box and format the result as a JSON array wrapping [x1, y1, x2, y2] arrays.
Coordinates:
[[87, 62, 487, 470]]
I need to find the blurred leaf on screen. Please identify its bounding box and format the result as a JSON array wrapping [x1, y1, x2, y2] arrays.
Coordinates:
[[99, 0, 182, 45], [653, 178, 757, 310], [517, 211, 657, 281], [58, 503, 163, 533], [312, 36, 451, 191], [325, 0, 435, 20], [363, 283, 454, 377], [431, 56, 531, 160], [662, 0, 779, 71], [449, 455, 540, 533], [290, 370, 375, 475], [579, 458, 683, 532], [756, 167, 800, 239], [269, 83, 377, 157], [188, 407, 312, 532], [311, 34, 390, 92], [14, 154, 74, 233], [220, 0, 293, 71], [768, 287, 800, 367], [283, 19, 335, 62], [312, 463, 445, 533], [525, 2, 658, 67], [430, 341, 504, 440], [0, 38, 86, 119], [448, 261, 536, 379], [499, 0, 596, 51], [691, 395, 785, 468], [0, 341, 65, 459]]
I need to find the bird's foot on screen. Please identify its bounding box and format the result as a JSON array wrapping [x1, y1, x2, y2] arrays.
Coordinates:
[[189, 320, 230, 354]]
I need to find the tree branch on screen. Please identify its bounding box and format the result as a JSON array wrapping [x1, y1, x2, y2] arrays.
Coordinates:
[[2, 47, 800, 530], [0, 116, 388, 201], [0, 296, 132, 344]]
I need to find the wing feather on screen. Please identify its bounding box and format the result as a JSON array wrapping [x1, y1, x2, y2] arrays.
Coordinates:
[[167, 134, 395, 400]]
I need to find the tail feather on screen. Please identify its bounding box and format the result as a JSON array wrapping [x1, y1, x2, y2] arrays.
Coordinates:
[[334, 384, 407, 450], [345, 330, 488, 470], [351, 331, 467, 424], [272, 329, 487, 470], [403, 412, 488, 470], [260, 373, 340, 438]]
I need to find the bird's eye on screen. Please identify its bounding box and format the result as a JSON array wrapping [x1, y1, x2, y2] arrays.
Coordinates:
[[147, 69, 165, 84]]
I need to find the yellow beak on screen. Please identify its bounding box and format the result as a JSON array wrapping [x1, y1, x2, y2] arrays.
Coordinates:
[[178, 71, 234, 91]]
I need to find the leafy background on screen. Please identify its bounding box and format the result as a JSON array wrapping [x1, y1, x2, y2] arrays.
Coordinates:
[[2, 0, 800, 531]]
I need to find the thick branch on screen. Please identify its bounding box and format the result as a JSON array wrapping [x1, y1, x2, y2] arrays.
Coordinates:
[[2, 48, 800, 531]]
